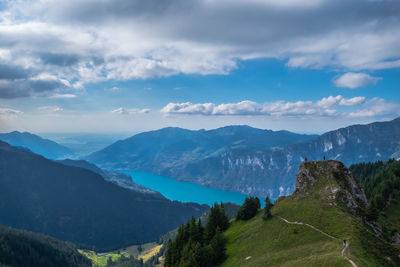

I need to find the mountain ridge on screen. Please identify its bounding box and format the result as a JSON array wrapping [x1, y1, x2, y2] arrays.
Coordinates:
[[0, 131, 73, 159], [86, 117, 400, 197]]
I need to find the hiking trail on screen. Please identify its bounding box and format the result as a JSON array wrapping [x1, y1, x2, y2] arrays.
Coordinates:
[[276, 216, 357, 267]]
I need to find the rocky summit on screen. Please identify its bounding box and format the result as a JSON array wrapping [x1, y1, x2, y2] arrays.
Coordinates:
[[294, 160, 368, 217]]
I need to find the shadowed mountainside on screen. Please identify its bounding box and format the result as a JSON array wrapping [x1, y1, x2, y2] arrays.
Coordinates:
[[0, 141, 208, 251]]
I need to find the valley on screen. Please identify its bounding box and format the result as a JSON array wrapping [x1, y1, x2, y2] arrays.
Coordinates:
[[124, 170, 252, 206], [1, 118, 400, 266]]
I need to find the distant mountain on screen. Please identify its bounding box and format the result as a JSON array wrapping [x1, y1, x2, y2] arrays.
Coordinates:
[[0, 131, 73, 159], [0, 141, 208, 251], [0, 224, 91, 267], [87, 126, 318, 172], [86, 125, 317, 187], [57, 159, 163, 197], [87, 118, 400, 198]]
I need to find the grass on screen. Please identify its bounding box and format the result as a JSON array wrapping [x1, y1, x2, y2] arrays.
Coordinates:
[[222, 212, 347, 267], [79, 242, 161, 266], [222, 161, 400, 266], [138, 244, 163, 262], [78, 250, 129, 266]]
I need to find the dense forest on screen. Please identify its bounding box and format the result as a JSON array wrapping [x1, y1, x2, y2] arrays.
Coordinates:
[[164, 203, 229, 267], [164, 198, 265, 266], [350, 159, 400, 239], [0, 224, 91, 267]]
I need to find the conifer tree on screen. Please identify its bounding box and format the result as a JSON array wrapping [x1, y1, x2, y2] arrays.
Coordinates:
[[263, 196, 273, 220]]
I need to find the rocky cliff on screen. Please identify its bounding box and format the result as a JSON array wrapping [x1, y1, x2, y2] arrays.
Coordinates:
[[293, 160, 368, 217]]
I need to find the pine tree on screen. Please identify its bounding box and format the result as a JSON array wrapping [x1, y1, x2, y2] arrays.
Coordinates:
[[236, 196, 260, 220], [204, 203, 229, 242], [263, 196, 274, 220], [165, 239, 174, 267], [209, 228, 226, 264]]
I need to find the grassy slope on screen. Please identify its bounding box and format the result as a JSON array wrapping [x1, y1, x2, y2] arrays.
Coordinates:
[[79, 242, 161, 266], [223, 212, 346, 267], [223, 162, 400, 266]]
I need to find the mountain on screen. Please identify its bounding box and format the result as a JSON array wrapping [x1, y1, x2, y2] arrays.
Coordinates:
[[0, 141, 208, 251], [0, 131, 73, 159], [87, 118, 400, 197], [57, 159, 163, 197], [222, 161, 400, 266], [86, 125, 318, 193], [0, 224, 91, 267]]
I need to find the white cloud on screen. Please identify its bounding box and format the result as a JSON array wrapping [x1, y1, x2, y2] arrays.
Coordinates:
[[334, 72, 382, 89], [110, 86, 120, 91], [0, 107, 23, 115], [317, 95, 365, 108], [48, 94, 77, 99], [161, 95, 394, 118], [111, 107, 150, 115], [38, 106, 63, 112], [348, 98, 400, 118]]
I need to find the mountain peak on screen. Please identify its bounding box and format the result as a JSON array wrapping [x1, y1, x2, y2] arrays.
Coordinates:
[[294, 160, 368, 216]]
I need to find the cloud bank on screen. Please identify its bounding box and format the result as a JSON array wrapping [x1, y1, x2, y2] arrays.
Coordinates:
[[161, 96, 399, 118], [0, 0, 399, 97]]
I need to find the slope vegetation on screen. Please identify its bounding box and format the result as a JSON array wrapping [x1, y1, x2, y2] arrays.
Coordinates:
[[0, 224, 91, 267], [0, 141, 208, 251], [223, 161, 400, 266], [350, 159, 400, 242]]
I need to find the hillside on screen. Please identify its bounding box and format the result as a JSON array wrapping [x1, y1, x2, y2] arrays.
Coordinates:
[[0, 141, 208, 252], [0, 223, 91, 267], [222, 161, 400, 266], [57, 159, 163, 197], [0, 131, 73, 159], [350, 159, 400, 243], [86, 118, 400, 197], [86, 125, 318, 193]]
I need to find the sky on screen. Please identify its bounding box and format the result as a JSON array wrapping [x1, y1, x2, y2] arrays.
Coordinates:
[[0, 0, 399, 134]]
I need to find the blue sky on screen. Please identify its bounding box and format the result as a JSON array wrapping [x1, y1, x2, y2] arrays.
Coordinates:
[[0, 0, 399, 134]]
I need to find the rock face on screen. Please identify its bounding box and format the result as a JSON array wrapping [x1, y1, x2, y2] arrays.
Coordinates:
[[293, 160, 368, 217], [88, 117, 400, 197]]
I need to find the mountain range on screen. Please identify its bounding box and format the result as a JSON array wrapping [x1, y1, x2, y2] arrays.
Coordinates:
[[0, 131, 74, 159], [0, 141, 208, 251], [87, 118, 400, 197], [86, 125, 318, 196]]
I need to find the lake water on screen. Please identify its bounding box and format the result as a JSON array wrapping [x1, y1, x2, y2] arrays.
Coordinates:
[[124, 170, 253, 207]]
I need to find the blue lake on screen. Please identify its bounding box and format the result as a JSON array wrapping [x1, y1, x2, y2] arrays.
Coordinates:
[[124, 170, 253, 207]]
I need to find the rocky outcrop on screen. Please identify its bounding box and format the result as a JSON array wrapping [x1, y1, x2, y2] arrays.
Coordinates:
[[293, 160, 368, 218]]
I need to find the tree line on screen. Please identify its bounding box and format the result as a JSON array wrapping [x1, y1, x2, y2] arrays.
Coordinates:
[[164, 197, 273, 266]]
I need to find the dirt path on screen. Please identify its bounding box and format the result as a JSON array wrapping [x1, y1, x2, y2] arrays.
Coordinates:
[[341, 242, 357, 267], [276, 216, 357, 267]]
